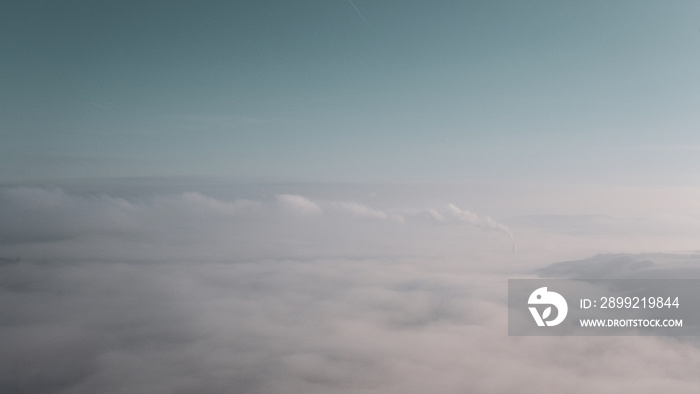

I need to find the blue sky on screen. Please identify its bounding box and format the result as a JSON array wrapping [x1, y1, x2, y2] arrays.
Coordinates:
[[2, 1, 700, 183]]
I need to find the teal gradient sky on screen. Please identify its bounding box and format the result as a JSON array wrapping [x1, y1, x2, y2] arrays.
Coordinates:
[[2, 1, 700, 183]]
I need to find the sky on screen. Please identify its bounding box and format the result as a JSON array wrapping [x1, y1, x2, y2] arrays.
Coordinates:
[[3, 2, 700, 393], [2, 0, 700, 183]]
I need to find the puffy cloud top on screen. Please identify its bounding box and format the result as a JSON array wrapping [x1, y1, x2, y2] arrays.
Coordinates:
[[276, 194, 323, 214]]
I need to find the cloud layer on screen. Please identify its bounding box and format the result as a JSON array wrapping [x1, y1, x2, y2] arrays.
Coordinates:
[[2, 186, 700, 393]]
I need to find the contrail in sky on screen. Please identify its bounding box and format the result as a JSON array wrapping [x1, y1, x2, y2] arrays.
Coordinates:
[[90, 102, 110, 110], [347, 0, 368, 26]]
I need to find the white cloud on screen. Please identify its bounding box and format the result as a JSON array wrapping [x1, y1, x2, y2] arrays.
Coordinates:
[[427, 208, 445, 223], [334, 201, 387, 219], [332, 201, 405, 223], [276, 194, 322, 214], [2, 186, 700, 393], [445, 203, 513, 239], [166, 191, 262, 215]]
